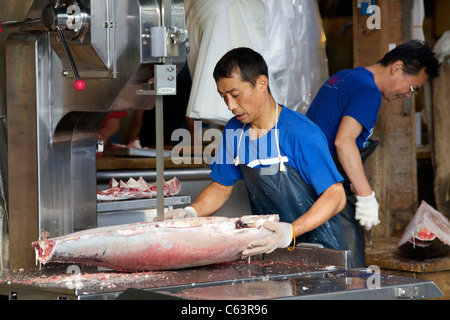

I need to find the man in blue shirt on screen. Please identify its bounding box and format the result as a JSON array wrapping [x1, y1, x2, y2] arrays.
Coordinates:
[[306, 40, 439, 267], [166, 47, 348, 256]]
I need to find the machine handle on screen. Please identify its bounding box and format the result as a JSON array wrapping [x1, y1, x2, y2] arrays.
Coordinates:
[[1, 10, 85, 91], [56, 27, 85, 91], [0, 18, 41, 33]]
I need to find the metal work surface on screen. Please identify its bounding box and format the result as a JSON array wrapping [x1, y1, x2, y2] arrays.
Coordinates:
[[102, 148, 172, 158], [0, 247, 442, 300], [159, 269, 442, 300], [96, 196, 191, 227], [97, 196, 191, 213]]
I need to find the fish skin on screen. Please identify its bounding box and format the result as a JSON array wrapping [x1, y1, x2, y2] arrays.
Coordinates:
[[32, 215, 278, 272]]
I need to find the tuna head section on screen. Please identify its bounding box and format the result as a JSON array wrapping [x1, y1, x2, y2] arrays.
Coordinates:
[[31, 215, 278, 272]]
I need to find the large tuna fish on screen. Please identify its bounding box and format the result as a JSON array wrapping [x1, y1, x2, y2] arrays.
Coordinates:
[[32, 215, 278, 272]]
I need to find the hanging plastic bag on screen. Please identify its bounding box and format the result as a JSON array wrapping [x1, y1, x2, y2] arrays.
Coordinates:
[[185, 0, 329, 125]]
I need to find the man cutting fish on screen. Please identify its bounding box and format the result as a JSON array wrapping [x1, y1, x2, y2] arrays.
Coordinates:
[[166, 47, 348, 257], [306, 40, 439, 267]]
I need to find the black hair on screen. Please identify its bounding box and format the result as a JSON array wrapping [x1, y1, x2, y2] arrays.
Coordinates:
[[378, 40, 439, 79], [213, 47, 269, 87]]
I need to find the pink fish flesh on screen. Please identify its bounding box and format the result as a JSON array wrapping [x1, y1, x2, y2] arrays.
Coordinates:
[[97, 176, 181, 201], [32, 215, 278, 272], [415, 229, 436, 241]]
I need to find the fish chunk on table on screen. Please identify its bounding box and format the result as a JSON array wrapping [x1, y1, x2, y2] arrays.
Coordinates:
[[97, 176, 181, 201]]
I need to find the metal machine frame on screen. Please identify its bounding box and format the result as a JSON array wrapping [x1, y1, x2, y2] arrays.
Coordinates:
[[4, 0, 188, 270]]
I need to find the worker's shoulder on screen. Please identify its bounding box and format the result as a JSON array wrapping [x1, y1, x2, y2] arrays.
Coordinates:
[[343, 67, 377, 87], [281, 107, 323, 135], [224, 116, 243, 130], [282, 106, 312, 124]]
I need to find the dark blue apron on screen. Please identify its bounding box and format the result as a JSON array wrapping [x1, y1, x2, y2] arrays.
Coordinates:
[[239, 162, 348, 251], [332, 139, 379, 268]]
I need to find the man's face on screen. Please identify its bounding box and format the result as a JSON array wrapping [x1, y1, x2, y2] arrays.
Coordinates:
[[216, 72, 266, 124], [383, 65, 428, 102]]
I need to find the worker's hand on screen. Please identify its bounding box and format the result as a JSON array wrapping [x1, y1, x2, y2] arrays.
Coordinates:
[[355, 191, 380, 230], [164, 206, 197, 220], [241, 221, 293, 258]]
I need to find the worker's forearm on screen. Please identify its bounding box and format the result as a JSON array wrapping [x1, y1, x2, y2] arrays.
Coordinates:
[[292, 182, 346, 238], [98, 120, 120, 141], [126, 110, 144, 142], [336, 140, 372, 197], [190, 181, 233, 217]]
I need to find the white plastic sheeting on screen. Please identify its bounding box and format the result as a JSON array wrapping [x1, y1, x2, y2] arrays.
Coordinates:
[[412, 0, 425, 41], [184, 0, 329, 125], [434, 30, 450, 65]]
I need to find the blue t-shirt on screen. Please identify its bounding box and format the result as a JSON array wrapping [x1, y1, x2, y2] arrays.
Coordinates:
[[210, 107, 343, 196], [306, 67, 382, 156]]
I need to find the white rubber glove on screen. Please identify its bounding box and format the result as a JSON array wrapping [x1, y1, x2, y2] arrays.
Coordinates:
[[164, 206, 197, 220], [241, 221, 293, 258], [355, 191, 380, 230]]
